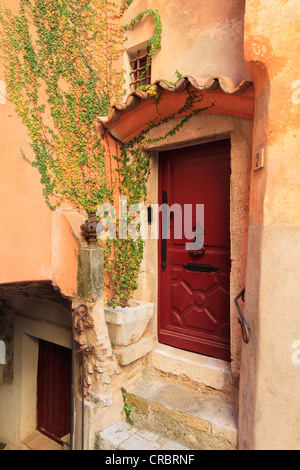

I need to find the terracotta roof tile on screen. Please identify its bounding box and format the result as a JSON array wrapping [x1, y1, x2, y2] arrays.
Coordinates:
[[98, 75, 253, 141], [99, 75, 252, 124]]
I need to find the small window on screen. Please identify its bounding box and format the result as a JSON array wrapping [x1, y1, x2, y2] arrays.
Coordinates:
[[129, 47, 151, 91]]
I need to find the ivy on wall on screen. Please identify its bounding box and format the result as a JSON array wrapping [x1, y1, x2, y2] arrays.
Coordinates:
[[0, 0, 212, 308], [123, 8, 162, 65], [0, 0, 127, 212], [104, 86, 214, 307]]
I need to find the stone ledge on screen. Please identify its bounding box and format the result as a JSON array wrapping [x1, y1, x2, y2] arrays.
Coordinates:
[[114, 336, 154, 365], [152, 343, 231, 391]]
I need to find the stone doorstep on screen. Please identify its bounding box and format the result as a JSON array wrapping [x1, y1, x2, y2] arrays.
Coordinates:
[[98, 420, 191, 451], [61, 433, 71, 450], [152, 343, 231, 391], [125, 377, 238, 450], [23, 431, 63, 451]]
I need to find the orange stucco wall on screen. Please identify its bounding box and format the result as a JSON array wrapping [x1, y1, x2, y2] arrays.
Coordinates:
[[0, 85, 53, 284], [0, 0, 299, 450], [0, 0, 251, 297], [123, 0, 250, 89], [239, 0, 300, 450], [0, 1, 82, 297], [0, 75, 80, 296]]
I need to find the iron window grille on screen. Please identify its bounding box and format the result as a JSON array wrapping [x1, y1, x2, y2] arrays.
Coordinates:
[[129, 47, 151, 90]]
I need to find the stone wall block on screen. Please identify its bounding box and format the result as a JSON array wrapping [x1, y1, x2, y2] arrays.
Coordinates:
[[77, 245, 104, 302]]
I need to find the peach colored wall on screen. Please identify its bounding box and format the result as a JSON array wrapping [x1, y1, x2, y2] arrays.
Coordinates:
[[123, 0, 250, 92], [0, 0, 52, 284], [0, 86, 81, 296], [0, 0, 82, 297], [0, 83, 53, 284], [0, 0, 250, 294], [239, 0, 300, 450]]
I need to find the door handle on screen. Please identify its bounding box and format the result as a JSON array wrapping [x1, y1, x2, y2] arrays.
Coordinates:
[[234, 288, 250, 344], [183, 264, 219, 273]]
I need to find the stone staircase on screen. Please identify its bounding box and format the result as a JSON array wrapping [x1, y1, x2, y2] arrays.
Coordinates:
[[98, 345, 238, 451]]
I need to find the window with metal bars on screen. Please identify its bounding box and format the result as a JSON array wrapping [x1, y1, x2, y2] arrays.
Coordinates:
[[129, 47, 151, 91]]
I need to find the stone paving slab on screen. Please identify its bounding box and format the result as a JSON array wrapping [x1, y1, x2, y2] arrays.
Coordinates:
[[98, 420, 191, 451]]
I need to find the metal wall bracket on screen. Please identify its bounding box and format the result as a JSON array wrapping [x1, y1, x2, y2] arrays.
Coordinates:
[[234, 288, 250, 344]]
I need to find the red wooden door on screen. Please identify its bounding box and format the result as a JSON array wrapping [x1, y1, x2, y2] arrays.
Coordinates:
[[37, 340, 72, 444], [158, 140, 231, 361]]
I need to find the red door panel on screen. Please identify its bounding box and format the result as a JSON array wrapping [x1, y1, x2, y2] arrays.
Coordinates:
[[37, 340, 72, 444], [158, 140, 231, 361]]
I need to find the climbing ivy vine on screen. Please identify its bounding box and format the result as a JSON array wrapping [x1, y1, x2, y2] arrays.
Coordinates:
[[0, 0, 212, 308], [103, 86, 214, 308], [0, 0, 126, 212], [123, 8, 162, 65]]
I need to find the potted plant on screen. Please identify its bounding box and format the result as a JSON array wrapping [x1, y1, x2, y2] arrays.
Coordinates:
[[98, 147, 155, 346]]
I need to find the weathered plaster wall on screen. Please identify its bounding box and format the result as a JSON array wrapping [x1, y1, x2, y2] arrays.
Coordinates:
[[0, 0, 52, 284], [0, 106, 53, 283], [123, 0, 250, 93], [0, 0, 84, 298], [239, 0, 300, 450]]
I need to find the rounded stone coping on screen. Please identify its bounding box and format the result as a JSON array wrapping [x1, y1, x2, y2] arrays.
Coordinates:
[[105, 300, 154, 346], [104, 300, 154, 324]]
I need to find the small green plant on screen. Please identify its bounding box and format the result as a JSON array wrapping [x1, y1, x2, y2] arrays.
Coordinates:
[[123, 8, 162, 67], [141, 357, 153, 379], [121, 387, 133, 424]]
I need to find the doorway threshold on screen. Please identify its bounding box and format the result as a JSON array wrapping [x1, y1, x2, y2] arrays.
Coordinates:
[[23, 430, 63, 451], [152, 343, 231, 392]]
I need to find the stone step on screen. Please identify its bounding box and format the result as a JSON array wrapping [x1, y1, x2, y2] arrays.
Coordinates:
[[152, 343, 231, 392], [98, 420, 191, 451], [124, 376, 238, 450]]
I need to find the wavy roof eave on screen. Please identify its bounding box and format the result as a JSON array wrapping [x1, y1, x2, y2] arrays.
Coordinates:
[[98, 75, 253, 142]]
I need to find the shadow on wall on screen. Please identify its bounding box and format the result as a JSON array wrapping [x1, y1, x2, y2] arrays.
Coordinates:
[[0, 81, 5, 104], [238, 58, 270, 450]]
